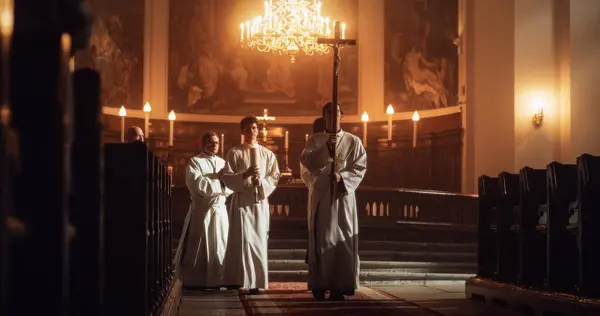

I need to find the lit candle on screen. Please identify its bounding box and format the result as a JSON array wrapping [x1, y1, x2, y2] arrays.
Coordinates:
[[241, 134, 245, 144], [412, 111, 420, 148], [168, 110, 176, 146], [1, 1, 13, 119], [220, 133, 225, 156], [361, 111, 369, 148], [240, 23, 244, 40], [285, 130, 289, 149], [386, 104, 394, 141], [118, 106, 127, 143], [341, 23, 346, 39], [264, 1, 269, 18], [305, 134, 309, 142], [143, 102, 151, 138]]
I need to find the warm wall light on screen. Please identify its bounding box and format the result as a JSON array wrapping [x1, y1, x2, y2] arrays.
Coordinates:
[[532, 104, 544, 128]]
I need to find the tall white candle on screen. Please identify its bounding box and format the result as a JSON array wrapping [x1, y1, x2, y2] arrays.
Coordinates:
[[241, 134, 245, 144], [220, 133, 225, 156], [118, 106, 127, 143], [305, 134, 309, 142], [168, 110, 176, 146], [250, 146, 260, 168], [284, 131, 289, 149], [361, 111, 369, 148], [386, 104, 394, 141], [412, 111, 420, 148], [143, 102, 151, 138]]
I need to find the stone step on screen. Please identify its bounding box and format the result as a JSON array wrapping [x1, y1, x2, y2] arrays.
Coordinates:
[[268, 239, 476, 253], [268, 259, 476, 274], [268, 270, 475, 283], [268, 248, 476, 263]]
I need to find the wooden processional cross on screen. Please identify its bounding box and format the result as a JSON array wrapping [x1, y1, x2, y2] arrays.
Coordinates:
[[317, 21, 357, 204]]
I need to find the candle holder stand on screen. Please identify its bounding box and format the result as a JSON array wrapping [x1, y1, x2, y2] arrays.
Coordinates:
[[281, 148, 293, 178]]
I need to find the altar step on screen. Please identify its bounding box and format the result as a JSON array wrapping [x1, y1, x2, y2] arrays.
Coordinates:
[[267, 238, 476, 284]]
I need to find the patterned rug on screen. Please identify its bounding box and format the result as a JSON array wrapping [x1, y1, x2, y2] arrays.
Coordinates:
[[240, 282, 432, 315]]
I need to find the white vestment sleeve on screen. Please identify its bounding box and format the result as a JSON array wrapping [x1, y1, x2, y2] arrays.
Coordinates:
[[258, 151, 280, 199], [338, 140, 367, 193], [222, 150, 251, 192], [186, 158, 224, 197], [300, 137, 331, 172]]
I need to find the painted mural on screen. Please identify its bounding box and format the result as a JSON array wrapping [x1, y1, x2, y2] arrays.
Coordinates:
[[74, 0, 144, 108], [384, 0, 458, 111], [168, 0, 358, 116]]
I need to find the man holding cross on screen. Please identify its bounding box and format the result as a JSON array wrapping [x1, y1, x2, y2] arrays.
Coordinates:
[[300, 102, 367, 300]]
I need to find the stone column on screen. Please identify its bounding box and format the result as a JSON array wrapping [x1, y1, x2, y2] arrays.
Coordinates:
[[144, 0, 170, 118], [462, 0, 516, 193], [569, 0, 600, 156], [357, 0, 385, 121]]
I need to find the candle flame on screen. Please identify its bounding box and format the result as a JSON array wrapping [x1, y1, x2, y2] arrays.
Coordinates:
[[168, 110, 176, 121], [118, 106, 127, 117], [361, 111, 369, 122], [386, 104, 394, 115], [143, 102, 152, 112], [412, 111, 420, 122], [61, 33, 71, 54]]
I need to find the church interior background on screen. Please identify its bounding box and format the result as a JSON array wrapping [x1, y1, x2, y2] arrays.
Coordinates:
[[6, 0, 600, 314]]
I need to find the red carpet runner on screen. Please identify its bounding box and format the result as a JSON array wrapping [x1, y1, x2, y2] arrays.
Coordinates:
[[240, 282, 433, 315]]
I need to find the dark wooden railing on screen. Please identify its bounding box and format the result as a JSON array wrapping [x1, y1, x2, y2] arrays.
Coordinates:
[[171, 183, 477, 237], [104, 143, 173, 316]]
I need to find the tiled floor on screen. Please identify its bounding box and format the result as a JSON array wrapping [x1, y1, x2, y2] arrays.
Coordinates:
[[177, 283, 527, 316]]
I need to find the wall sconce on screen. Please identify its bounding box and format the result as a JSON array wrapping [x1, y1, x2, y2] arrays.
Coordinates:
[[532, 105, 544, 128]]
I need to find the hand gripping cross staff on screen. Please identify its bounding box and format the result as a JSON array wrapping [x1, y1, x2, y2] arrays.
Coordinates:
[[317, 21, 356, 206]]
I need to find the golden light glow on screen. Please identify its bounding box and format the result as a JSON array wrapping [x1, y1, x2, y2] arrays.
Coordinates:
[[412, 111, 420, 122], [0, 7, 13, 37], [143, 102, 152, 112], [386, 104, 394, 115], [240, 0, 346, 63], [61, 33, 71, 54], [118, 106, 127, 117], [168, 110, 176, 121], [361, 111, 369, 122]]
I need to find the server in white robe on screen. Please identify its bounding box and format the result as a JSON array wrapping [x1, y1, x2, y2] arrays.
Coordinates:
[[222, 115, 280, 293], [300, 102, 367, 301], [181, 132, 233, 288], [301, 117, 327, 263]]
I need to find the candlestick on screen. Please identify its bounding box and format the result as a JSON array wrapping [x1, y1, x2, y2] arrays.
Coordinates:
[[361, 111, 369, 148], [284, 131, 289, 149], [305, 134, 309, 142], [143, 102, 151, 138], [1, 2, 13, 122], [220, 133, 225, 156], [118, 106, 127, 143], [412, 111, 420, 148], [168, 110, 176, 146], [386, 104, 394, 141]]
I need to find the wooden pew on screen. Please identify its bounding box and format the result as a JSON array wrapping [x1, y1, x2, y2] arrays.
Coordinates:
[[577, 154, 600, 298], [477, 175, 499, 278], [517, 167, 547, 288], [546, 162, 578, 293], [496, 172, 520, 283], [104, 143, 174, 316]]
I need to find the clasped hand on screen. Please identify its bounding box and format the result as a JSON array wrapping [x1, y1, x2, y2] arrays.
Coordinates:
[[243, 166, 261, 186]]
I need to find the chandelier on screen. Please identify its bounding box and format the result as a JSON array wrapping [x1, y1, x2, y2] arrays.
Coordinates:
[[239, 0, 347, 63]]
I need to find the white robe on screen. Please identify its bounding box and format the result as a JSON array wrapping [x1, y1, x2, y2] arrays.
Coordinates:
[[300, 130, 367, 295], [181, 153, 233, 287], [222, 143, 280, 289]]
